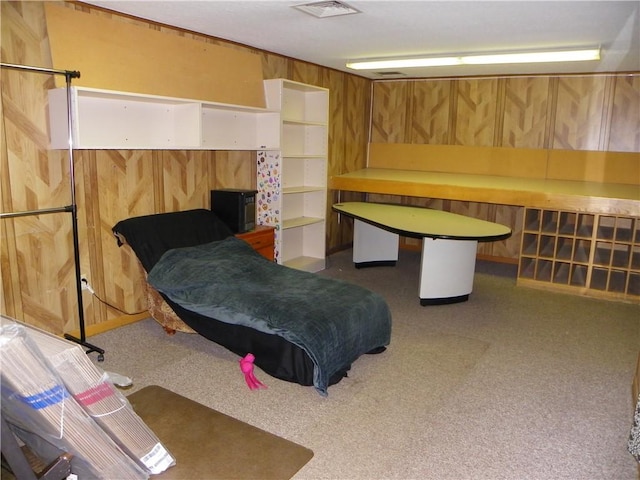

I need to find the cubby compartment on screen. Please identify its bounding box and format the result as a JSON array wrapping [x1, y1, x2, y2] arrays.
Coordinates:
[[281, 123, 327, 156], [518, 257, 536, 279], [570, 264, 587, 286], [280, 220, 326, 273], [629, 272, 640, 296], [596, 216, 616, 240], [282, 190, 326, 224], [593, 242, 613, 266], [539, 235, 556, 258], [201, 105, 279, 149], [632, 246, 640, 270], [535, 259, 553, 282], [576, 214, 595, 238], [590, 268, 609, 291], [555, 237, 574, 261], [614, 217, 634, 242], [608, 270, 628, 293], [524, 209, 541, 231], [277, 82, 328, 124], [611, 244, 631, 269], [553, 262, 571, 284], [521, 233, 539, 256], [573, 239, 591, 263], [558, 212, 577, 235], [282, 157, 326, 191], [518, 208, 639, 301], [541, 210, 559, 233]]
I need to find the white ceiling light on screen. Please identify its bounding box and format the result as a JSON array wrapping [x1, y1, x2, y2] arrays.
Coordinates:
[[347, 48, 601, 71], [348, 57, 462, 70], [293, 1, 360, 18]]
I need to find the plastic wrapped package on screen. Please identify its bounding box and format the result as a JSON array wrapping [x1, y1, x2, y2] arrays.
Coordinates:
[[0, 317, 148, 479], [24, 322, 175, 474]]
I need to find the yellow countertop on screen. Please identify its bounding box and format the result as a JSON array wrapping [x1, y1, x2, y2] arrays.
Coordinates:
[[333, 202, 512, 241]]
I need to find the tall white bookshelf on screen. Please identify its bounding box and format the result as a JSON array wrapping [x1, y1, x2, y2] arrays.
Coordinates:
[[257, 79, 329, 272]]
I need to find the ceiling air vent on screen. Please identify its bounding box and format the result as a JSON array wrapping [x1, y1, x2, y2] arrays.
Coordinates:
[[293, 1, 361, 18]]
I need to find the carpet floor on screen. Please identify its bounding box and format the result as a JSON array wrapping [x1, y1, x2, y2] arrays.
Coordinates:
[[88, 248, 640, 479]]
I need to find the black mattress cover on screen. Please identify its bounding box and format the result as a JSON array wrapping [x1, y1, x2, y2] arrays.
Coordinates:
[[112, 209, 348, 387]]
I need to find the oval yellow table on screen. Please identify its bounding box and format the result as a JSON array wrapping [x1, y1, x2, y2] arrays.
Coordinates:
[[333, 202, 512, 305]]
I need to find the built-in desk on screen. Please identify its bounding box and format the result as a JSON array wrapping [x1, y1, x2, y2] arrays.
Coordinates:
[[331, 168, 640, 216], [330, 144, 640, 302]]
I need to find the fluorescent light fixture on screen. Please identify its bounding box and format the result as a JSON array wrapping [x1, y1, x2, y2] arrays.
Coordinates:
[[347, 57, 462, 70], [346, 48, 601, 70], [463, 49, 601, 65]]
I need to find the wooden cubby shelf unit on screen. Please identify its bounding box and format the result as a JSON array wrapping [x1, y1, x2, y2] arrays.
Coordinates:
[[518, 208, 640, 301]]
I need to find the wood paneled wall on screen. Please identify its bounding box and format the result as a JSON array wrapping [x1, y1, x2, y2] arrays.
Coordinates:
[[369, 75, 640, 259], [1, 1, 370, 334]]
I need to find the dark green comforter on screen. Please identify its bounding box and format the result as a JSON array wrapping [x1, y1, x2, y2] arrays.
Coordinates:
[[147, 237, 392, 395]]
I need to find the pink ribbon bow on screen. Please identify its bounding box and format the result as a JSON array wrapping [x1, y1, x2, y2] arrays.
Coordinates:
[[239, 353, 267, 390]]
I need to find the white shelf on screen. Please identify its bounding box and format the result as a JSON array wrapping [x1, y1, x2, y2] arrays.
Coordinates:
[[283, 186, 325, 194], [284, 256, 326, 273], [281, 221, 326, 272], [258, 79, 329, 272], [282, 216, 324, 230], [48, 86, 280, 150]]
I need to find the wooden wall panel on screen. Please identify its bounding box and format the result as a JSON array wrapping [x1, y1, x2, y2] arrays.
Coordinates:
[[501, 76, 550, 149], [453, 78, 499, 147], [608, 75, 640, 152], [371, 82, 410, 144], [326, 69, 347, 250], [552, 76, 609, 150], [290, 60, 324, 89], [212, 151, 255, 191], [410, 80, 452, 144], [261, 51, 290, 81], [160, 151, 211, 212], [369, 73, 639, 263], [332, 73, 370, 248], [77, 150, 158, 318], [1, 1, 78, 332]]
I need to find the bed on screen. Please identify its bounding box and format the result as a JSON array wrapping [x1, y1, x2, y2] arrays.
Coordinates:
[[112, 209, 392, 396]]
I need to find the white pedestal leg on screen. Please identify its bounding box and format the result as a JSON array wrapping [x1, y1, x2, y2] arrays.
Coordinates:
[[353, 219, 399, 267], [419, 238, 478, 305]]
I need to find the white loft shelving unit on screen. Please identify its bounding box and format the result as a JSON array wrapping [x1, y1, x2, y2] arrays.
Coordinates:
[[257, 79, 329, 272], [47, 81, 329, 273], [48, 87, 280, 150]]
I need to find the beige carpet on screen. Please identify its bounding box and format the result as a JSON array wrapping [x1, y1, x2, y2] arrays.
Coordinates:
[[88, 249, 640, 479], [128, 385, 313, 479]]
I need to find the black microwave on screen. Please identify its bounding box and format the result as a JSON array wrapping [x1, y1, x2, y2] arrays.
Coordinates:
[[210, 189, 257, 233]]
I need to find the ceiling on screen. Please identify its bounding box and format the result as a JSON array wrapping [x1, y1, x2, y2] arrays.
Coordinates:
[[82, 1, 640, 79]]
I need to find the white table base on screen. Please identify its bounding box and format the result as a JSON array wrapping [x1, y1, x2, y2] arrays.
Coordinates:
[[352, 219, 479, 305]]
